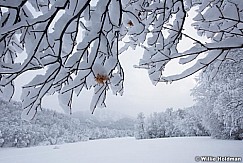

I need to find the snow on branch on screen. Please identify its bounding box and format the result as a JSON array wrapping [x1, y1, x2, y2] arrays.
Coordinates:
[[135, 0, 243, 84], [0, 0, 242, 120]]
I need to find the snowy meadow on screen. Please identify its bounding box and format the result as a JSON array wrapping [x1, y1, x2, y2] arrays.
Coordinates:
[[0, 137, 242, 163]]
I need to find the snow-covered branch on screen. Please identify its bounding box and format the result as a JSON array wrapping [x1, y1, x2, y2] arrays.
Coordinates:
[[0, 0, 242, 120]]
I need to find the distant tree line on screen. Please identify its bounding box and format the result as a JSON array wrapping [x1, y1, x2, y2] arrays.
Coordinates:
[[135, 107, 209, 140], [0, 99, 134, 148]]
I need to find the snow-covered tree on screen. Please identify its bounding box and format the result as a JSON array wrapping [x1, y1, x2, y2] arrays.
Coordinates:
[[0, 0, 242, 119], [0, 130, 4, 147], [192, 50, 243, 140], [146, 113, 159, 138], [176, 107, 208, 136], [135, 112, 146, 139]]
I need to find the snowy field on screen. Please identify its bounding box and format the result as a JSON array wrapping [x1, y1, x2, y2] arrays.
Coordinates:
[[0, 137, 242, 163]]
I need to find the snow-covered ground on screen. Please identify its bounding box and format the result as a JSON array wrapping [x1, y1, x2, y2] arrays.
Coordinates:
[[0, 137, 242, 163]]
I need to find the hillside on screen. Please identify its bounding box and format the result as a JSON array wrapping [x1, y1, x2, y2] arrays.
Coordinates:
[[0, 98, 134, 148], [72, 110, 135, 130]]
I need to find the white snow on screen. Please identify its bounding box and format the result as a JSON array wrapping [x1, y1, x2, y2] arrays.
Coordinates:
[[92, 63, 107, 76], [0, 137, 242, 163]]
